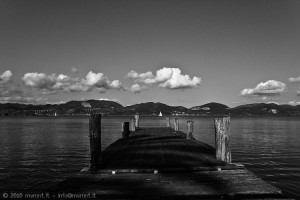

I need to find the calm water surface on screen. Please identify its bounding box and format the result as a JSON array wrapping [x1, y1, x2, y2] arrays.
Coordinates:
[[0, 116, 299, 199]]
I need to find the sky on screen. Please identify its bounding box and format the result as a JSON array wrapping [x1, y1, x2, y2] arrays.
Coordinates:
[[0, 0, 300, 108]]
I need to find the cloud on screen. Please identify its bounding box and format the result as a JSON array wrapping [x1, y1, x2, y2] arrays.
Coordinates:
[[126, 70, 139, 79], [0, 84, 25, 97], [127, 67, 201, 89], [126, 70, 154, 81], [83, 71, 109, 87], [157, 68, 201, 89], [288, 100, 300, 106], [71, 67, 78, 73], [22, 72, 59, 90], [98, 98, 121, 103], [0, 82, 47, 104], [22, 71, 124, 93], [130, 84, 142, 93], [262, 96, 268, 100], [0, 70, 13, 84], [288, 76, 300, 83], [241, 80, 286, 96], [109, 80, 124, 89], [0, 96, 49, 104], [267, 101, 279, 105]]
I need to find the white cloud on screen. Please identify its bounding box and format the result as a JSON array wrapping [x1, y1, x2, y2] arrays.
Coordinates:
[[138, 71, 154, 80], [130, 84, 142, 93], [83, 71, 109, 87], [109, 80, 123, 89], [267, 102, 279, 105], [98, 98, 121, 103], [22, 71, 124, 93], [126, 70, 154, 82], [158, 68, 201, 89], [0, 70, 13, 84], [241, 80, 286, 96], [126, 70, 139, 79], [288, 100, 300, 106], [22, 72, 58, 90], [81, 71, 125, 91], [127, 67, 201, 89], [288, 76, 300, 83]]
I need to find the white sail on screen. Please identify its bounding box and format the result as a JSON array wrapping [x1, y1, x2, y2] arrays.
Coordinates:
[[159, 111, 162, 116]]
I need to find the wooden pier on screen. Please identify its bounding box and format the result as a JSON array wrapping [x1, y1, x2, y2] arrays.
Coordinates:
[[51, 114, 292, 199]]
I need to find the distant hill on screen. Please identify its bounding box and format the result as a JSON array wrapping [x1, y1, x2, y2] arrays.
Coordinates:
[[1, 100, 300, 116], [125, 102, 189, 115], [56, 100, 123, 110], [190, 102, 229, 115], [0, 100, 124, 116], [228, 103, 300, 116]]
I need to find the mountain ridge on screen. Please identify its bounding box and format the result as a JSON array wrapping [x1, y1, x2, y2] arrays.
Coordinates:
[[0, 100, 300, 116]]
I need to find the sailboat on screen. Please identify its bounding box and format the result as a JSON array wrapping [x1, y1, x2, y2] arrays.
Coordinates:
[[159, 111, 163, 116]]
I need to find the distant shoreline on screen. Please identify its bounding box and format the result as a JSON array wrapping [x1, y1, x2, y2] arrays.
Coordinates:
[[1, 100, 300, 117]]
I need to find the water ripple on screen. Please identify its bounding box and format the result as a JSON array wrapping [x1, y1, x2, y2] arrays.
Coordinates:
[[0, 116, 299, 199]]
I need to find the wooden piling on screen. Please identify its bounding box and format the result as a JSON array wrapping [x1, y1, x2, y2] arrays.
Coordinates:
[[135, 115, 139, 129], [166, 117, 170, 127], [89, 114, 102, 169], [214, 117, 231, 164], [174, 118, 179, 131], [187, 121, 193, 139], [130, 118, 136, 131], [122, 122, 130, 139]]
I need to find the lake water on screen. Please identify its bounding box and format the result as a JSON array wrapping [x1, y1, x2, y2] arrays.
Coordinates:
[[0, 116, 299, 199]]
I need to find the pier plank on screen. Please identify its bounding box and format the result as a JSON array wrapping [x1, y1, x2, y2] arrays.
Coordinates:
[[101, 127, 224, 170], [53, 169, 282, 199]]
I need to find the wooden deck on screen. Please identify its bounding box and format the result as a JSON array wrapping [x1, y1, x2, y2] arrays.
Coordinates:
[[102, 127, 224, 170], [50, 126, 291, 199]]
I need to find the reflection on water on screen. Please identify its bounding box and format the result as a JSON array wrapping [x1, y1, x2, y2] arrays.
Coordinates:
[[0, 116, 299, 198]]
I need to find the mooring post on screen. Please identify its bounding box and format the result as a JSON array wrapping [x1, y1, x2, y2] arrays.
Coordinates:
[[187, 121, 193, 139], [166, 117, 170, 127], [130, 118, 136, 131], [135, 114, 139, 129], [122, 122, 130, 139], [174, 118, 179, 131], [89, 114, 102, 169], [214, 117, 231, 164]]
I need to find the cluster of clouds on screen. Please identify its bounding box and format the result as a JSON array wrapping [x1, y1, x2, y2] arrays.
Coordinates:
[[2, 67, 299, 105], [0, 70, 12, 84], [288, 100, 300, 106], [0, 67, 202, 103], [241, 80, 286, 96], [14, 67, 201, 95], [127, 67, 201, 93], [0, 70, 49, 104], [240, 75, 300, 104], [22, 71, 124, 94]]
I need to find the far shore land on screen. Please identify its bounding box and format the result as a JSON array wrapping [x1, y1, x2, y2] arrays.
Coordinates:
[[1, 100, 300, 117]]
